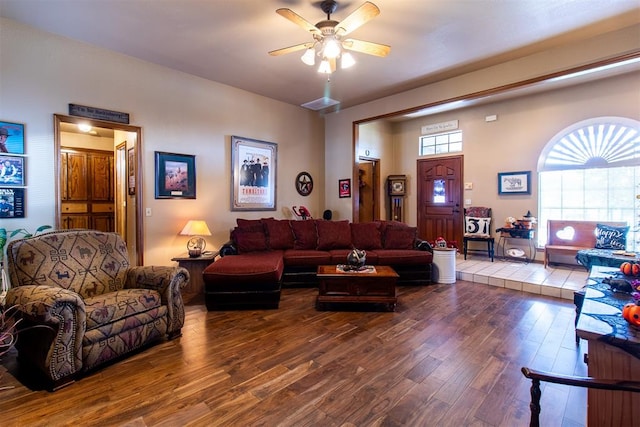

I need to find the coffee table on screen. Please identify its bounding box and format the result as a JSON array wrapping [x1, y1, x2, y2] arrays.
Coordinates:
[[316, 265, 399, 311]]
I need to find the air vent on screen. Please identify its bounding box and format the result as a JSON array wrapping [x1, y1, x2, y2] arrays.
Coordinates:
[[301, 97, 340, 111]]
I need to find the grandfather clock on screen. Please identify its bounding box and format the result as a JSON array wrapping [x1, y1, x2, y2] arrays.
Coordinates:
[[387, 175, 406, 222]]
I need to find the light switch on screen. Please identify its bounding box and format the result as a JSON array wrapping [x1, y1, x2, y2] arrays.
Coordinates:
[[465, 199, 472, 205], [145, 208, 152, 217], [464, 182, 473, 190]]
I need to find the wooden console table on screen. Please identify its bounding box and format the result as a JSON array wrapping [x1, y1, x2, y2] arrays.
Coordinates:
[[576, 266, 640, 426]]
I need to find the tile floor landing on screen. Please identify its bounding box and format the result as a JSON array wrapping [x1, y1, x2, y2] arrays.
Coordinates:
[[455, 255, 589, 300]]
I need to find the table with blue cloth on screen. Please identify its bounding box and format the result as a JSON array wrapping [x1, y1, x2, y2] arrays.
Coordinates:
[[575, 248, 639, 271]]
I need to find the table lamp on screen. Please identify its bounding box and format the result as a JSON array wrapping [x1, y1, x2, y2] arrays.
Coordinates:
[[179, 220, 212, 257]]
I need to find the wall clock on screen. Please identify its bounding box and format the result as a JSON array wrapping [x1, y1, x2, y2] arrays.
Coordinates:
[[388, 175, 406, 196], [296, 171, 313, 196]]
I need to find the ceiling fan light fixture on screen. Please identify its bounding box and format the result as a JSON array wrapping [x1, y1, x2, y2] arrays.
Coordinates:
[[318, 59, 332, 74], [301, 47, 316, 66], [322, 38, 341, 59], [341, 52, 355, 69]]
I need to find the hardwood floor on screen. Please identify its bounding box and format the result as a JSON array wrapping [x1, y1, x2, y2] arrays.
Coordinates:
[[0, 280, 587, 426]]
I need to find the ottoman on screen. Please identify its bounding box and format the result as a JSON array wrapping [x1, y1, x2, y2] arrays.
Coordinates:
[[202, 251, 284, 310]]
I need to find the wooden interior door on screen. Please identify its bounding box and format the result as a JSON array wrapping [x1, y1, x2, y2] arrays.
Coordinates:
[[417, 156, 463, 246], [61, 148, 114, 232]]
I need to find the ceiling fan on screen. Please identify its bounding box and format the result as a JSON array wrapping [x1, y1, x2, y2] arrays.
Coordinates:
[[269, 0, 390, 74]]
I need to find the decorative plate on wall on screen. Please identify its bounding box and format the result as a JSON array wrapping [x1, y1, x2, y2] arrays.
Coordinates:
[[296, 171, 313, 196]]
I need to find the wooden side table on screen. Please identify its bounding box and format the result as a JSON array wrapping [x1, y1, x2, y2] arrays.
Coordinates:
[[171, 251, 218, 303]]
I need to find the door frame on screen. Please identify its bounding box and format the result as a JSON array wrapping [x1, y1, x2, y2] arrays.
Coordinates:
[[54, 114, 144, 266], [416, 155, 464, 245], [358, 156, 381, 222]]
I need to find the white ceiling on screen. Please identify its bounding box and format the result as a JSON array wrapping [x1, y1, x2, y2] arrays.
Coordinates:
[[2, 1, 639, 111]]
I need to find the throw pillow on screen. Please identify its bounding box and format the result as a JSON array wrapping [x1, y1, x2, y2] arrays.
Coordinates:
[[465, 217, 491, 236], [236, 218, 264, 230], [595, 223, 629, 250], [316, 220, 352, 250], [351, 222, 383, 250], [262, 218, 294, 250], [290, 220, 318, 250], [383, 225, 417, 249], [232, 228, 268, 253]]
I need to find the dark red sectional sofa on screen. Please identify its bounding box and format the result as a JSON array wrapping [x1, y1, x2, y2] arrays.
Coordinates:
[[202, 218, 433, 310]]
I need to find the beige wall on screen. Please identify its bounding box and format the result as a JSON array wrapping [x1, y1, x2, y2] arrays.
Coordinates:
[[0, 18, 325, 266], [324, 24, 640, 233]]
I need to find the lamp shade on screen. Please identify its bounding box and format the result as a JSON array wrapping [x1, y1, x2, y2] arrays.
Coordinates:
[[179, 220, 212, 236]]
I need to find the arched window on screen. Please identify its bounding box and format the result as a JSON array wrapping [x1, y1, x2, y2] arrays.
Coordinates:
[[537, 117, 639, 249]]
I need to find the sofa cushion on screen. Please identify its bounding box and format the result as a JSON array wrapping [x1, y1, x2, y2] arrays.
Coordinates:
[[203, 251, 284, 290], [372, 249, 432, 265], [351, 222, 383, 250], [84, 288, 162, 331], [232, 227, 268, 253], [283, 249, 331, 266], [316, 220, 352, 250], [329, 249, 378, 265], [263, 218, 295, 250], [236, 218, 265, 230], [290, 220, 318, 250], [383, 225, 417, 249]]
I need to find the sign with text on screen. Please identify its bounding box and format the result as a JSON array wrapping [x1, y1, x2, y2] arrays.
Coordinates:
[[421, 120, 459, 135]]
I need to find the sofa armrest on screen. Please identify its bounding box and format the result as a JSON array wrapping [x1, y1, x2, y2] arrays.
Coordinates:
[[5, 285, 86, 382], [220, 240, 238, 257], [416, 239, 433, 252], [125, 266, 189, 336]]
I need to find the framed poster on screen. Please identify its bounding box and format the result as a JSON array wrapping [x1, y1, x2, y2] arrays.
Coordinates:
[[498, 171, 531, 195], [231, 135, 277, 211], [154, 151, 196, 199], [0, 120, 25, 154], [0, 187, 25, 218], [127, 147, 136, 195], [0, 155, 25, 186], [339, 178, 351, 198]]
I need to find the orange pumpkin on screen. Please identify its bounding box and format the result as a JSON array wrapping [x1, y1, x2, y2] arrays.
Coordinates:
[[620, 262, 633, 276], [632, 263, 640, 277], [622, 303, 640, 327]]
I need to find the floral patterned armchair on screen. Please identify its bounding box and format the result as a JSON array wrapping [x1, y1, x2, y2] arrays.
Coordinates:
[[4, 229, 189, 389]]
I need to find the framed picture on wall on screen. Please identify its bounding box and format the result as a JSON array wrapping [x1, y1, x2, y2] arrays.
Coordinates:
[[498, 171, 531, 195], [0, 155, 25, 186], [0, 120, 25, 155], [339, 178, 351, 198], [154, 151, 196, 199], [127, 147, 136, 195], [231, 135, 277, 211], [0, 187, 25, 218]]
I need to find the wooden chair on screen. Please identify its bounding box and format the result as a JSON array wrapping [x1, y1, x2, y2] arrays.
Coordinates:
[[521, 367, 640, 427], [463, 207, 494, 261]]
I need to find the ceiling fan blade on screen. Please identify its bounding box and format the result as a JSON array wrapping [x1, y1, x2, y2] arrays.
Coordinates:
[[335, 1, 380, 36], [276, 8, 321, 35], [342, 38, 390, 57], [269, 42, 314, 56]]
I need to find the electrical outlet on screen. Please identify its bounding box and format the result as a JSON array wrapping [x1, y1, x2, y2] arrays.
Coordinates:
[[145, 208, 152, 217]]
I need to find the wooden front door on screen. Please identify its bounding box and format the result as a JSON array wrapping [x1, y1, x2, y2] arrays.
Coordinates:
[[417, 156, 463, 246]]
